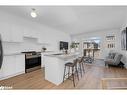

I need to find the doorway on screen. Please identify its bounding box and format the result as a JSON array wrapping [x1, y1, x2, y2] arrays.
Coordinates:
[[83, 37, 101, 60]]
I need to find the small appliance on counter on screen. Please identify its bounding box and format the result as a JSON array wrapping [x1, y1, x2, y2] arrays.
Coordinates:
[[41, 47, 47, 52]]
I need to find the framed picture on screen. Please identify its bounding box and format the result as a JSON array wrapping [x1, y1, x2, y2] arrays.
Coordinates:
[[106, 34, 115, 49], [106, 35, 115, 41]]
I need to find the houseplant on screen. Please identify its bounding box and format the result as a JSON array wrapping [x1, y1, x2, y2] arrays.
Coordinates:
[[70, 42, 79, 52]]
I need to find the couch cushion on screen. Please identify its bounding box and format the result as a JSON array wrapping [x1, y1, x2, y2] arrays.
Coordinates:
[[108, 53, 116, 59], [105, 59, 115, 64], [114, 53, 123, 65]]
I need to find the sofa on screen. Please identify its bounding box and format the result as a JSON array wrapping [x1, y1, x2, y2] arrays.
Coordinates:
[[105, 52, 124, 68]]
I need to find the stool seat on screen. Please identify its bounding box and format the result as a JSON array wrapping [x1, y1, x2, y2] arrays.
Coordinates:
[[65, 62, 75, 67]]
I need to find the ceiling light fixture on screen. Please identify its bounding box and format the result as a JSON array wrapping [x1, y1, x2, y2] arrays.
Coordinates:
[[31, 8, 37, 18]]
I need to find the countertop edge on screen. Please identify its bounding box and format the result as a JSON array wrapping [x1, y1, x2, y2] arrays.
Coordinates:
[[4, 53, 25, 56]]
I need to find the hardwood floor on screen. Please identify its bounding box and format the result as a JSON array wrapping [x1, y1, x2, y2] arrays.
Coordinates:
[[0, 59, 127, 89]]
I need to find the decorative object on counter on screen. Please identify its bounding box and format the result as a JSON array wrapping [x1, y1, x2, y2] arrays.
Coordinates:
[[61, 48, 68, 54], [0, 34, 3, 69], [70, 42, 80, 52], [42, 47, 47, 52], [65, 50, 68, 54]]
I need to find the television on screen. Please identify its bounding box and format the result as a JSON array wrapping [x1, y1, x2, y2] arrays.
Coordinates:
[[60, 41, 68, 50], [121, 27, 127, 50]]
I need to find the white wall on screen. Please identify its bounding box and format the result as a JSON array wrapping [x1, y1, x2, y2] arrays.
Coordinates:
[[0, 11, 71, 54], [72, 28, 127, 66]]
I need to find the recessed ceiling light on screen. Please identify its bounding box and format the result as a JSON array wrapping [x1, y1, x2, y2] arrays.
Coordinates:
[[31, 8, 37, 18]]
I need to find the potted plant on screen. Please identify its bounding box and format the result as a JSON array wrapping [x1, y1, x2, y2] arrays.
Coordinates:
[[70, 42, 79, 52], [70, 42, 75, 49]]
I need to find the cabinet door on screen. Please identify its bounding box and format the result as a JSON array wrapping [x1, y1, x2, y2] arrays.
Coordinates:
[[0, 22, 11, 42], [15, 54, 25, 74], [11, 24, 23, 42], [0, 66, 3, 79], [0, 55, 25, 79], [41, 53, 44, 67], [2, 56, 16, 78], [23, 28, 37, 38], [0, 23, 23, 42]]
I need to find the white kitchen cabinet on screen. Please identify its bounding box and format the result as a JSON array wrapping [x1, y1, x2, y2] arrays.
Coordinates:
[[0, 54, 25, 80], [2, 56, 16, 78], [0, 69, 3, 80], [0, 22, 11, 42], [0, 22, 23, 42], [11, 24, 23, 42], [23, 28, 38, 38], [41, 52, 54, 68], [41, 53, 47, 68], [15, 54, 25, 74]]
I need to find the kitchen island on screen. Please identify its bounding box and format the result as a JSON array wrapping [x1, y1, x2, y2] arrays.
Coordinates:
[[44, 52, 80, 85]]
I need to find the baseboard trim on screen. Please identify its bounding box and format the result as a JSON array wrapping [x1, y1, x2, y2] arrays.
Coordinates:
[[0, 71, 25, 80]]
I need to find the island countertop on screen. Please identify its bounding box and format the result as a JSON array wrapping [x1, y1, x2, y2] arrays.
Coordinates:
[[44, 52, 80, 60]]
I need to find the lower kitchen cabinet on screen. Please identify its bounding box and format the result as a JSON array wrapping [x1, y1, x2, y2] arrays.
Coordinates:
[[1, 56, 15, 78], [15, 54, 25, 74], [0, 54, 25, 80]]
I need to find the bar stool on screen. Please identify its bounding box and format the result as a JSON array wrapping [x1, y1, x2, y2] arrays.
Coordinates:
[[63, 59, 79, 87], [78, 56, 85, 77]]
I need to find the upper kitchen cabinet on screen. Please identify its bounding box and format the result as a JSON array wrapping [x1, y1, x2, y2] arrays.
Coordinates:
[[0, 22, 23, 42], [23, 28, 39, 38], [0, 22, 11, 42], [11, 24, 23, 42]]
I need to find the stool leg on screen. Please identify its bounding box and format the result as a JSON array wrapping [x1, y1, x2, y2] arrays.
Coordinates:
[[105, 63, 106, 66], [79, 64, 82, 77], [68, 66, 70, 78], [63, 65, 66, 82], [81, 62, 85, 73], [75, 65, 79, 81], [72, 67, 75, 87]]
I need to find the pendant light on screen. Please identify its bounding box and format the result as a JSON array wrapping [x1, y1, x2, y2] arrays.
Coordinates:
[[31, 8, 37, 18]]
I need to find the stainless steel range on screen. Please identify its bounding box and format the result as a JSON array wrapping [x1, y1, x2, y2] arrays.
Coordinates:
[[22, 51, 41, 73]]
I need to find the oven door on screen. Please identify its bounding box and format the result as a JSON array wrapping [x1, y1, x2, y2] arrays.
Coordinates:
[[25, 57, 41, 70]]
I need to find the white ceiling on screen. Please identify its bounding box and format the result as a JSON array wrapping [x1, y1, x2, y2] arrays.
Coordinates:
[[0, 6, 127, 35]]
